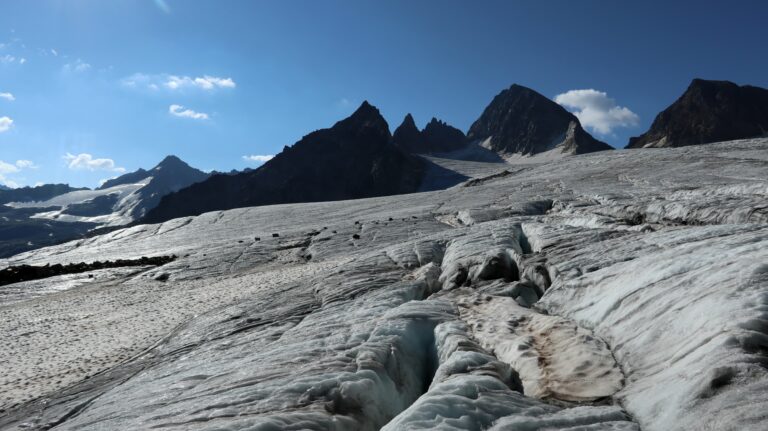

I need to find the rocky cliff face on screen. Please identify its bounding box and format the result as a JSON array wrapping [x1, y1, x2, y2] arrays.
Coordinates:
[[142, 102, 426, 224], [467, 84, 611, 155], [627, 79, 768, 148], [393, 114, 467, 154]]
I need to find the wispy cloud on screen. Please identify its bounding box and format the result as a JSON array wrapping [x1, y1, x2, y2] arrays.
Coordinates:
[[169, 104, 209, 120], [0, 160, 20, 174], [0, 92, 14, 101], [64, 153, 126, 173], [0, 38, 27, 66], [14, 160, 37, 169], [166, 75, 235, 90], [0, 54, 17, 64], [554, 89, 639, 135], [243, 154, 275, 163], [0, 159, 37, 188], [0, 161, 20, 188], [63, 59, 91, 73], [122, 73, 236, 91], [154, 0, 171, 14], [0, 116, 13, 133]]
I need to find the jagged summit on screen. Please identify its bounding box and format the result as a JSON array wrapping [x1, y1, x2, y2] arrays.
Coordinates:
[[626, 79, 768, 148], [392, 114, 467, 154], [154, 155, 190, 170], [467, 84, 611, 156], [332, 101, 390, 137], [401, 113, 417, 128], [392, 114, 422, 152]]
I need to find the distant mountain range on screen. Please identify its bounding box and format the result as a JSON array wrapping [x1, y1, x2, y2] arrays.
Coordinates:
[[142, 83, 613, 224], [0, 184, 87, 205], [3, 79, 767, 257], [0, 156, 208, 257], [142, 102, 427, 223]]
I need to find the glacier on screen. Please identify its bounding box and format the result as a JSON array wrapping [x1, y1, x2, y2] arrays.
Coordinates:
[[1, 138, 767, 430]]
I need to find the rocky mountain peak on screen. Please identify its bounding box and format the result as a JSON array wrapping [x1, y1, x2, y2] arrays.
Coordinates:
[[467, 83, 610, 155], [333, 101, 391, 139], [392, 115, 467, 154], [627, 79, 768, 148], [401, 113, 417, 129], [392, 114, 422, 152], [154, 155, 189, 171]]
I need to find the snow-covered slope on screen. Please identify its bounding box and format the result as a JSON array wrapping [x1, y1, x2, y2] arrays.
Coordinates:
[[9, 178, 152, 226], [1, 138, 767, 430], [0, 156, 210, 258]]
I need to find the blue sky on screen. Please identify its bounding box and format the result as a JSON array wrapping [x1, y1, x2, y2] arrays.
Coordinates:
[[1, 0, 766, 188]]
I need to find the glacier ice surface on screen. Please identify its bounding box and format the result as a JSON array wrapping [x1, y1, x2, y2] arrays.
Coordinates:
[[1, 138, 767, 430]]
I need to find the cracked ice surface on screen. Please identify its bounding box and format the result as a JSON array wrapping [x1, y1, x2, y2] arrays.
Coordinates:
[[1, 138, 768, 430], [458, 294, 624, 402]]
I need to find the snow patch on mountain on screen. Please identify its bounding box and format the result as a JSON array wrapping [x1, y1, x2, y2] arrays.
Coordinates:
[[10, 178, 152, 226]]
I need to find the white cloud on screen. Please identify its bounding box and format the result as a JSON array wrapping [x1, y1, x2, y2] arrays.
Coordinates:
[[0, 54, 16, 64], [243, 154, 275, 163], [0, 92, 15, 101], [0, 159, 36, 188], [554, 89, 639, 135], [169, 104, 209, 120], [165, 75, 236, 90], [122, 73, 236, 91], [63, 153, 126, 173], [0, 116, 13, 133], [63, 59, 91, 73], [0, 160, 19, 188], [0, 160, 19, 174], [51, 48, 58, 56], [15, 160, 37, 169], [0, 160, 36, 174], [19, 57, 26, 64], [120, 73, 146, 88], [0, 177, 19, 188]]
